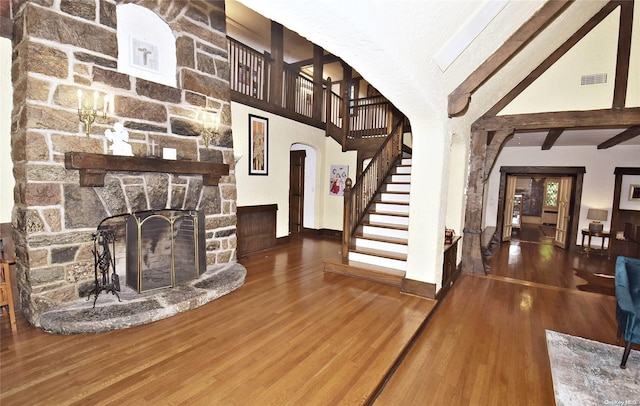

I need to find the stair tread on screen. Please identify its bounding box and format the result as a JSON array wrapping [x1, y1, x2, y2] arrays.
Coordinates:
[[364, 222, 409, 231], [376, 200, 409, 205], [351, 247, 407, 261], [355, 233, 408, 245], [370, 210, 409, 217]]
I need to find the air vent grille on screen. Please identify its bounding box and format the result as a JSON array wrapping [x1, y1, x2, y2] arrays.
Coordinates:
[[580, 73, 607, 85]]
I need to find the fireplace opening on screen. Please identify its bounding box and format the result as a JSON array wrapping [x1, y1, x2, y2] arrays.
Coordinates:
[[96, 210, 206, 295]]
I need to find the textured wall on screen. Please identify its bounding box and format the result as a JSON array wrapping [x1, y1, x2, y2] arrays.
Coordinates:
[[10, 0, 236, 325]]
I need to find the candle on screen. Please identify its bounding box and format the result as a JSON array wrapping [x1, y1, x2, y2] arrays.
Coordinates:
[[93, 91, 98, 110], [77, 89, 82, 109], [103, 94, 107, 114]]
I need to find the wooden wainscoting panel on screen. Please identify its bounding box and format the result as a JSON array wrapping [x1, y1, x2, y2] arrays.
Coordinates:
[[236, 204, 278, 258]]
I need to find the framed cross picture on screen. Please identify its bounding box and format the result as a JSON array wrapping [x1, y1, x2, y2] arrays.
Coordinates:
[[249, 114, 268, 175]]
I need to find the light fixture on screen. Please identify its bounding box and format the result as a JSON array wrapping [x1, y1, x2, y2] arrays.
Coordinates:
[[586, 208, 608, 233], [77, 89, 110, 136], [201, 111, 220, 149]]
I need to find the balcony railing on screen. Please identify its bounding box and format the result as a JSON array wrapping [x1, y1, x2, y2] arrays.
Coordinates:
[[228, 37, 398, 144]]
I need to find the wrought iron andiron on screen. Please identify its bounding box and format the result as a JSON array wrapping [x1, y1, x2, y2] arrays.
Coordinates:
[[89, 229, 121, 307]]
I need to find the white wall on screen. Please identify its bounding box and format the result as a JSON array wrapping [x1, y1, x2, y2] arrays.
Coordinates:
[[1, 37, 13, 223], [231, 102, 357, 237], [485, 145, 640, 246]]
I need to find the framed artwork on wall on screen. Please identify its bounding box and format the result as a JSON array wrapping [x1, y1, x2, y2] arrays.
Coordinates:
[[249, 114, 268, 175], [630, 184, 640, 201], [329, 165, 348, 196]]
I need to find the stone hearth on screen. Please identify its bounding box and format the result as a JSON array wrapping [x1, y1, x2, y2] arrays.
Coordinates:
[[39, 262, 246, 334]]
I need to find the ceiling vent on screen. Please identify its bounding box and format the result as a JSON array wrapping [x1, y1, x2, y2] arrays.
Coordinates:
[[580, 73, 607, 86]]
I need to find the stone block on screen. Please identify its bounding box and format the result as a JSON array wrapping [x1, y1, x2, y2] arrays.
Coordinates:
[[115, 95, 167, 122], [26, 104, 78, 133], [27, 77, 51, 102], [28, 249, 51, 268], [64, 184, 108, 228], [52, 245, 80, 264], [170, 116, 200, 137], [43, 208, 63, 232], [136, 79, 182, 103], [198, 186, 221, 215], [29, 266, 65, 284], [177, 36, 195, 69], [93, 66, 131, 89], [99, 1, 116, 29], [75, 52, 117, 69], [61, 0, 96, 21], [205, 214, 236, 230], [25, 5, 117, 57], [23, 132, 49, 161], [27, 42, 68, 78], [196, 52, 215, 75], [24, 183, 61, 206], [65, 261, 94, 283], [181, 69, 229, 101], [51, 132, 103, 154], [185, 91, 206, 107]]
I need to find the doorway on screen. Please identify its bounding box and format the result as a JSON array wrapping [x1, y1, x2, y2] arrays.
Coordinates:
[[289, 150, 305, 234], [497, 167, 585, 250]]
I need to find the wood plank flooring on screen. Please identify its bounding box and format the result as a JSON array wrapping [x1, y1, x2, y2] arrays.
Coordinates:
[[1, 234, 625, 405], [1, 235, 435, 405]]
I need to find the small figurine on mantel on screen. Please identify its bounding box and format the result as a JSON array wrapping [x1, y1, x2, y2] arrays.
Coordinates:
[[105, 122, 134, 156]]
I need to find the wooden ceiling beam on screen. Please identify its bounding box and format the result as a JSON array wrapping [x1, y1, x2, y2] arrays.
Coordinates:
[[447, 0, 573, 117], [542, 128, 564, 150], [484, 1, 623, 117], [612, 0, 634, 108], [597, 126, 640, 149], [473, 107, 640, 132], [289, 54, 341, 70]]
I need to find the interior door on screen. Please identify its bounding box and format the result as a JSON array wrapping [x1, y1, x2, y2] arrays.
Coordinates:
[[502, 175, 517, 241], [554, 176, 572, 248], [289, 150, 306, 234]]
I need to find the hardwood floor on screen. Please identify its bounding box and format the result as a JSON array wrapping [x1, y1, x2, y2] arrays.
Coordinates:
[[1, 234, 624, 405], [1, 235, 435, 405]]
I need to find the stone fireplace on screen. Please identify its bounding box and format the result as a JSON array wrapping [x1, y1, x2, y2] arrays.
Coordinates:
[[10, 0, 241, 328]]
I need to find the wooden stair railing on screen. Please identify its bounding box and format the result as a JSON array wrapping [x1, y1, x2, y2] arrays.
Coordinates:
[[342, 114, 405, 261]]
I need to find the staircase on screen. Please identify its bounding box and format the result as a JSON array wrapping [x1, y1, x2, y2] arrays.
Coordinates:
[[324, 156, 411, 287]]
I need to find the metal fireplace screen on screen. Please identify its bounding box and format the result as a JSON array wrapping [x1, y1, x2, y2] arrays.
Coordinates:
[[126, 210, 205, 293]]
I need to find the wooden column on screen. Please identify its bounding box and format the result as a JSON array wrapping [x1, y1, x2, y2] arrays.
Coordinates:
[[269, 21, 284, 106], [312, 44, 324, 121], [340, 62, 352, 151], [462, 129, 514, 275]]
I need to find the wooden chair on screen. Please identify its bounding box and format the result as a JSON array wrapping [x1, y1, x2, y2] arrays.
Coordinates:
[[0, 259, 17, 331]]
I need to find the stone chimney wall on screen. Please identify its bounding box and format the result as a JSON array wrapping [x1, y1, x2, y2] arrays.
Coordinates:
[[10, 0, 236, 326]]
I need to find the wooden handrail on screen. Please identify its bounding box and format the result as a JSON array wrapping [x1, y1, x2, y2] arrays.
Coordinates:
[[342, 113, 405, 260]]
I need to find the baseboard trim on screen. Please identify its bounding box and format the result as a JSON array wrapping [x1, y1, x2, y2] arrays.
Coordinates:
[[301, 227, 342, 239], [400, 278, 436, 299]]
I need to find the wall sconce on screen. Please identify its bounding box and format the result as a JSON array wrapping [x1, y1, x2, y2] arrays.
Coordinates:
[[587, 208, 608, 233], [77, 90, 111, 136], [201, 112, 220, 149]]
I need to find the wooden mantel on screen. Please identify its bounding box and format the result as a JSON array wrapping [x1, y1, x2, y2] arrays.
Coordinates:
[[65, 152, 229, 187]]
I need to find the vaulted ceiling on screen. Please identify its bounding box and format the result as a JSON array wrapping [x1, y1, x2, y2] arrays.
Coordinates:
[[233, 0, 639, 150]]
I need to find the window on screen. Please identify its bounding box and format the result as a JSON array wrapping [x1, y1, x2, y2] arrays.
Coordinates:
[[544, 180, 559, 207]]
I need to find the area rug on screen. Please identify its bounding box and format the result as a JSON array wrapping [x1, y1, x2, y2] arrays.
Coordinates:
[[546, 330, 640, 406]]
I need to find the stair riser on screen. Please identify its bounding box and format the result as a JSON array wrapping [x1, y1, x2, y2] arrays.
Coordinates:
[[375, 203, 409, 214], [401, 158, 412, 165], [395, 166, 411, 174], [362, 226, 409, 240], [380, 193, 410, 203], [356, 238, 408, 254], [349, 252, 407, 271], [391, 174, 411, 183], [386, 184, 411, 193], [369, 214, 409, 226]]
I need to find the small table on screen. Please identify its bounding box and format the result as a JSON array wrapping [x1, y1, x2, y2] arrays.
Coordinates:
[[581, 229, 610, 258]]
